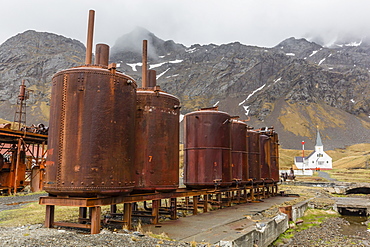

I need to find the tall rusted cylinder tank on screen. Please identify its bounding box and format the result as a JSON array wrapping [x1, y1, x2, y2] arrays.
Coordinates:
[[134, 88, 180, 192], [270, 131, 280, 181], [184, 108, 232, 188], [247, 129, 261, 183], [230, 119, 249, 186], [259, 133, 271, 181], [44, 46, 137, 197]]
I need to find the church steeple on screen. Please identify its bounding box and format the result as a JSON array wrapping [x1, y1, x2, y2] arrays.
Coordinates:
[[315, 129, 323, 152]]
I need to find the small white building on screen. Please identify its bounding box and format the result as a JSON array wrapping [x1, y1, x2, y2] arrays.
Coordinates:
[[294, 130, 332, 170]]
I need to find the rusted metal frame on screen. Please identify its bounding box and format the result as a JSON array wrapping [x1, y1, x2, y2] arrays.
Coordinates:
[[13, 138, 23, 194], [151, 200, 160, 224]]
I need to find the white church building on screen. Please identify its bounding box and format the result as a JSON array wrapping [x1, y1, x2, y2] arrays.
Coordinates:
[[294, 130, 332, 171]]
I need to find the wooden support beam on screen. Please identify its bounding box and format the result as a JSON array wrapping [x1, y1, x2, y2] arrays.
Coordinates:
[[90, 206, 101, 234], [78, 207, 87, 224], [123, 203, 132, 230], [170, 198, 177, 220], [203, 194, 208, 213], [151, 199, 160, 224], [45, 205, 55, 228], [110, 204, 117, 214], [192, 196, 198, 215]]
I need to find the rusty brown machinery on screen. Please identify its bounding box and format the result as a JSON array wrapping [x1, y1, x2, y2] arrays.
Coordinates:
[[40, 10, 280, 234]]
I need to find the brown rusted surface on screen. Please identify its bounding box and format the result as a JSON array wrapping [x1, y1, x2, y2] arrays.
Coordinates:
[[247, 130, 261, 183], [45, 66, 137, 197], [259, 134, 271, 180], [270, 131, 280, 181], [184, 109, 232, 188], [230, 119, 249, 186], [85, 10, 95, 65], [134, 90, 180, 192], [147, 70, 157, 88], [142, 40, 148, 88], [95, 44, 109, 66]]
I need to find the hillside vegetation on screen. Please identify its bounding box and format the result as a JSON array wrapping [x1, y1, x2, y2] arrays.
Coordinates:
[[279, 143, 370, 170]]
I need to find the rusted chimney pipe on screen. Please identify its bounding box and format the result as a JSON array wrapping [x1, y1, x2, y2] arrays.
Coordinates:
[[18, 79, 26, 101], [142, 40, 148, 88], [95, 44, 109, 66], [85, 10, 95, 65], [147, 69, 156, 88]]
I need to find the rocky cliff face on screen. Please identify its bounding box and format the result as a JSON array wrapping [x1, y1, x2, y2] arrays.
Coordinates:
[[0, 28, 369, 150], [0, 30, 85, 124]]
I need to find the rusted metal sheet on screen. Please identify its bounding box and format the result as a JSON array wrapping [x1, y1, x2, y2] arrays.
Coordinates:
[[247, 129, 261, 183], [95, 44, 109, 66], [134, 90, 180, 192], [270, 131, 280, 181], [184, 109, 232, 188], [45, 66, 137, 197], [230, 119, 249, 186], [259, 134, 271, 180]]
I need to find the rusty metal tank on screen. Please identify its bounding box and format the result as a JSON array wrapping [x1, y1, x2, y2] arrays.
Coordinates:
[[184, 108, 232, 188], [44, 43, 137, 197], [259, 133, 271, 181], [230, 119, 249, 186], [247, 129, 261, 183], [134, 77, 180, 191], [270, 131, 280, 181]]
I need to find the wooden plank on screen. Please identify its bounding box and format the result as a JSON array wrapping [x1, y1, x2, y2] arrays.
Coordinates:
[[123, 203, 132, 230], [151, 200, 160, 224], [54, 222, 91, 229]]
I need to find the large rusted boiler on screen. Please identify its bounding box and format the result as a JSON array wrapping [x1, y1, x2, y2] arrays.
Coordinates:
[[247, 129, 261, 183], [134, 41, 180, 192], [259, 133, 271, 181], [230, 118, 249, 186], [44, 11, 137, 197], [184, 108, 232, 188]]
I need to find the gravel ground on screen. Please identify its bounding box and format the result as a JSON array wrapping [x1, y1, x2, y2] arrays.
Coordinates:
[[281, 217, 370, 247], [0, 225, 210, 247]]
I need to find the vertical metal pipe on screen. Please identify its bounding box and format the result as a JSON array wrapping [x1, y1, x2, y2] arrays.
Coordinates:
[[142, 40, 148, 88], [85, 10, 95, 65], [95, 44, 109, 66], [147, 69, 157, 87]]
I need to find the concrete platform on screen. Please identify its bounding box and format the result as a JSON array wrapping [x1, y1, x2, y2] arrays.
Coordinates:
[[143, 196, 297, 245]]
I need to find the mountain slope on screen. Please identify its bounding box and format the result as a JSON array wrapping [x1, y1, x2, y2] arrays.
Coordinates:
[[0, 29, 369, 150]]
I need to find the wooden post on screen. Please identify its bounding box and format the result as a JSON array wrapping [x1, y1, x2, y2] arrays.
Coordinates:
[[152, 200, 160, 224], [192, 196, 198, 215], [45, 205, 55, 228], [110, 204, 117, 214], [123, 203, 132, 230], [170, 198, 177, 220], [79, 207, 87, 223], [203, 194, 208, 213], [90, 206, 101, 234]]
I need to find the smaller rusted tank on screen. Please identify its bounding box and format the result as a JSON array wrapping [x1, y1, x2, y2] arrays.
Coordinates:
[[134, 79, 180, 191], [230, 118, 249, 186], [184, 108, 232, 188], [259, 133, 271, 181], [270, 130, 280, 181], [247, 129, 261, 183]]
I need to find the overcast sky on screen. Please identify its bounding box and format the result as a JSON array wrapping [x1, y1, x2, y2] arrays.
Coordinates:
[[0, 0, 368, 48]]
